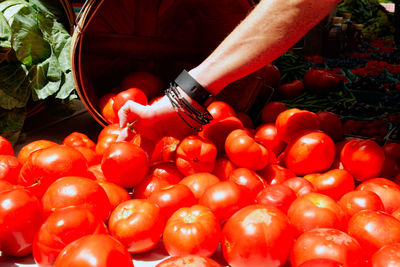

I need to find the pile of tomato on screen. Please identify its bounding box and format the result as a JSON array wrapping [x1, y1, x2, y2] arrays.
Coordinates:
[[1, 88, 400, 267]]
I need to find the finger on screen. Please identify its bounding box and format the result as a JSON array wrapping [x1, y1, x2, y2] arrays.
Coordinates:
[[118, 100, 141, 128]]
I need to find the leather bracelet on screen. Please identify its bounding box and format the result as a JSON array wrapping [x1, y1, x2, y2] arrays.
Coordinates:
[[174, 70, 214, 106]]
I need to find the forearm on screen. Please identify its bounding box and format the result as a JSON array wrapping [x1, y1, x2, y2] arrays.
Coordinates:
[[189, 0, 340, 95]]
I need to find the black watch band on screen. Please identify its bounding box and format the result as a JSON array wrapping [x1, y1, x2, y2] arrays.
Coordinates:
[[173, 70, 214, 106]]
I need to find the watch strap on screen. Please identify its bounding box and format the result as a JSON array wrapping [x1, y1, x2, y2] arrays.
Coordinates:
[[174, 70, 214, 106]]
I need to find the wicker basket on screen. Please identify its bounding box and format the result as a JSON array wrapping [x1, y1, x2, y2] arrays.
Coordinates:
[[71, 0, 274, 127]]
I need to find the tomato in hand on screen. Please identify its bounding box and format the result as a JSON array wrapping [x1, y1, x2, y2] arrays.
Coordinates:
[[0, 155, 21, 184], [254, 123, 286, 157], [41, 176, 112, 221], [0, 136, 14, 156], [291, 228, 366, 267], [163, 205, 221, 257], [108, 199, 164, 253], [260, 101, 287, 124], [17, 140, 57, 165], [340, 139, 385, 181], [156, 254, 221, 267], [0, 188, 43, 257], [338, 190, 384, 221], [101, 141, 149, 188], [33, 206, 108, 266], [256, 184, 297, 214], [222, 204, 294, 267], [178, 172, 220, 200], [112, 87, 148, 121], [54, 234, 134, 267], [97, 123, 126, 143], [176, 135, 217, 176]]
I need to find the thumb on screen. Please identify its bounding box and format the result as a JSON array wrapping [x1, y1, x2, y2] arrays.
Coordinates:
[[118, 100, 143, 128]]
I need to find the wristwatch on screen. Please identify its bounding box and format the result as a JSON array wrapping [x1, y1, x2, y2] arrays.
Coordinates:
[[174, 70, 215, 107]]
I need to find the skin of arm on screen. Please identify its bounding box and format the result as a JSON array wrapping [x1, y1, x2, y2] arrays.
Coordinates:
[[118, 0, 341, 141]]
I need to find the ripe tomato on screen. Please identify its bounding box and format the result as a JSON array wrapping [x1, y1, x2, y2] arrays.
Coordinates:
[[54, 234, 134, 267], [212, 157, 236, 181], [176, 135, 217, 176], [275, 108, 320, 143], [147, 161, 184, 183], [228, 167, 267, 199], [132, 175, 171, 199], [156, 255, 221, 267], [99, 93, 118, 124], [41, 176, 112, 221], [278, 80, 305, 99], [178, 172, 220, 200], [0, 155, 21, 184], [18, 145, 89, 198], [109, 199, 164, 253], [148, 184, 196, 221], [112, 88, 148, 116], [129, 133, 155, 160], [0, 188, 43, 257], [73, 146, 102, 166], [163, 205, 221, 257], [222, 204, 294, 267], [316, 111, 344, 141], [88, 164, 106, 182], [33, 206, 108, 266], [0, 180, 19, 193], [347, 210, 400, 258], [338, 190, 384, 221], [0, 136, 14, 156], [290, 228, 366, 267], [263, 63, 281, 89], [371, 243, 400, 267], [97, 181, 131, 210], [96, 134, 118, 156], [62, 132, 96, 150], [304, 169, 355, 201], [298, 258, 344, 267], [17, 140, 57, 165], [97, 123, 126, 142], [285, 131, 335, 176], [225, 129, 270, 171], [356, 178, 400, 213], [121, 71, 163, 100], [254, 123, 286, 157], [259, 163, 296, 185], [199, 181, 252, 222], [383, 142, 400, 163], [260, 101, 287, 124], [236, 112, 254, 129], [151, 136, 180, 164], [256, 184, 297, 214], [287, 192, 345, 236], [282, 177, 316, 196], [206, 101, 236, 121], [101, 141, 148, 188], [304, 69, 341, 94], [340, 139, 385, 181]]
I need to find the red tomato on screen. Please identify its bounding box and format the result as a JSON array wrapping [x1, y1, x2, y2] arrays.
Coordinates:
[[97, 123, 125, 143], [101, 141, 149, 188], [62, 132, 96, 150], [151, 136, 180, 164], [148, 184, 196, 221], [222, 204, 294, 267], [356, 178, 400, 213], [275, 108, 320, 143], [291, 228, 366, 267], [199, 181, 252, 222], [121, 71, 163, 100], [178, 172, 220, 200], [176, 135, 217, 176], [0, 188, 43, 257], [18, 145, 89, 198], [304, 69, 341, 94], [41, 176, 112, 221], [206, 101, 236, 121], [380, 156, 400, 180], [316, 111, 344, 141], [0, 155, 21, 184], [338, 190, 384, 221], [263, 64, 281, 90], [228, 167, 267, 199], [97, 181, 131, 210], [278, 80, 305, 99], [0, 136, 14, 156], [225, 129, 270, 171], [304, 169, 355, 200], [88, 164, 106, 182], [163, 205, 221, 257], [112, 88, 148, 116], [236, 112, 254, 129], [282, 177, 316, 196], [54, 234, 134, 267], [254, 123, 286, 157], [156, 255, 221, 267], [212, 157, 236, 181], [99, 93, 118, 124], [199, 116, 244, 153], [298, 258, 344, 267], [32, 206, 108, 266], [108, 199, 164, 253], [95, 134, 118, 155], [17, 140, 57, 165], [256, 184, 297, 214], [0, 180, 19, 193], [133, 175, 171, 199], [260, 101, 287, 124], [259, 164, 296, 185], [340, 139, 385, 181], [129, 133, 155, 160], [347, 210, 400, 258], [287, 192, 346, 236], [73, 146, 102, 166], [285, 131, 335, 176], [371, 243, 400, 267], [383, 142, 400, 163]]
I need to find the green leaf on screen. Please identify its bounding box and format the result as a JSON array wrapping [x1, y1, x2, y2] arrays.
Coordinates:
[[0, 107, 26, 145], [0, 11, 12, 63]]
